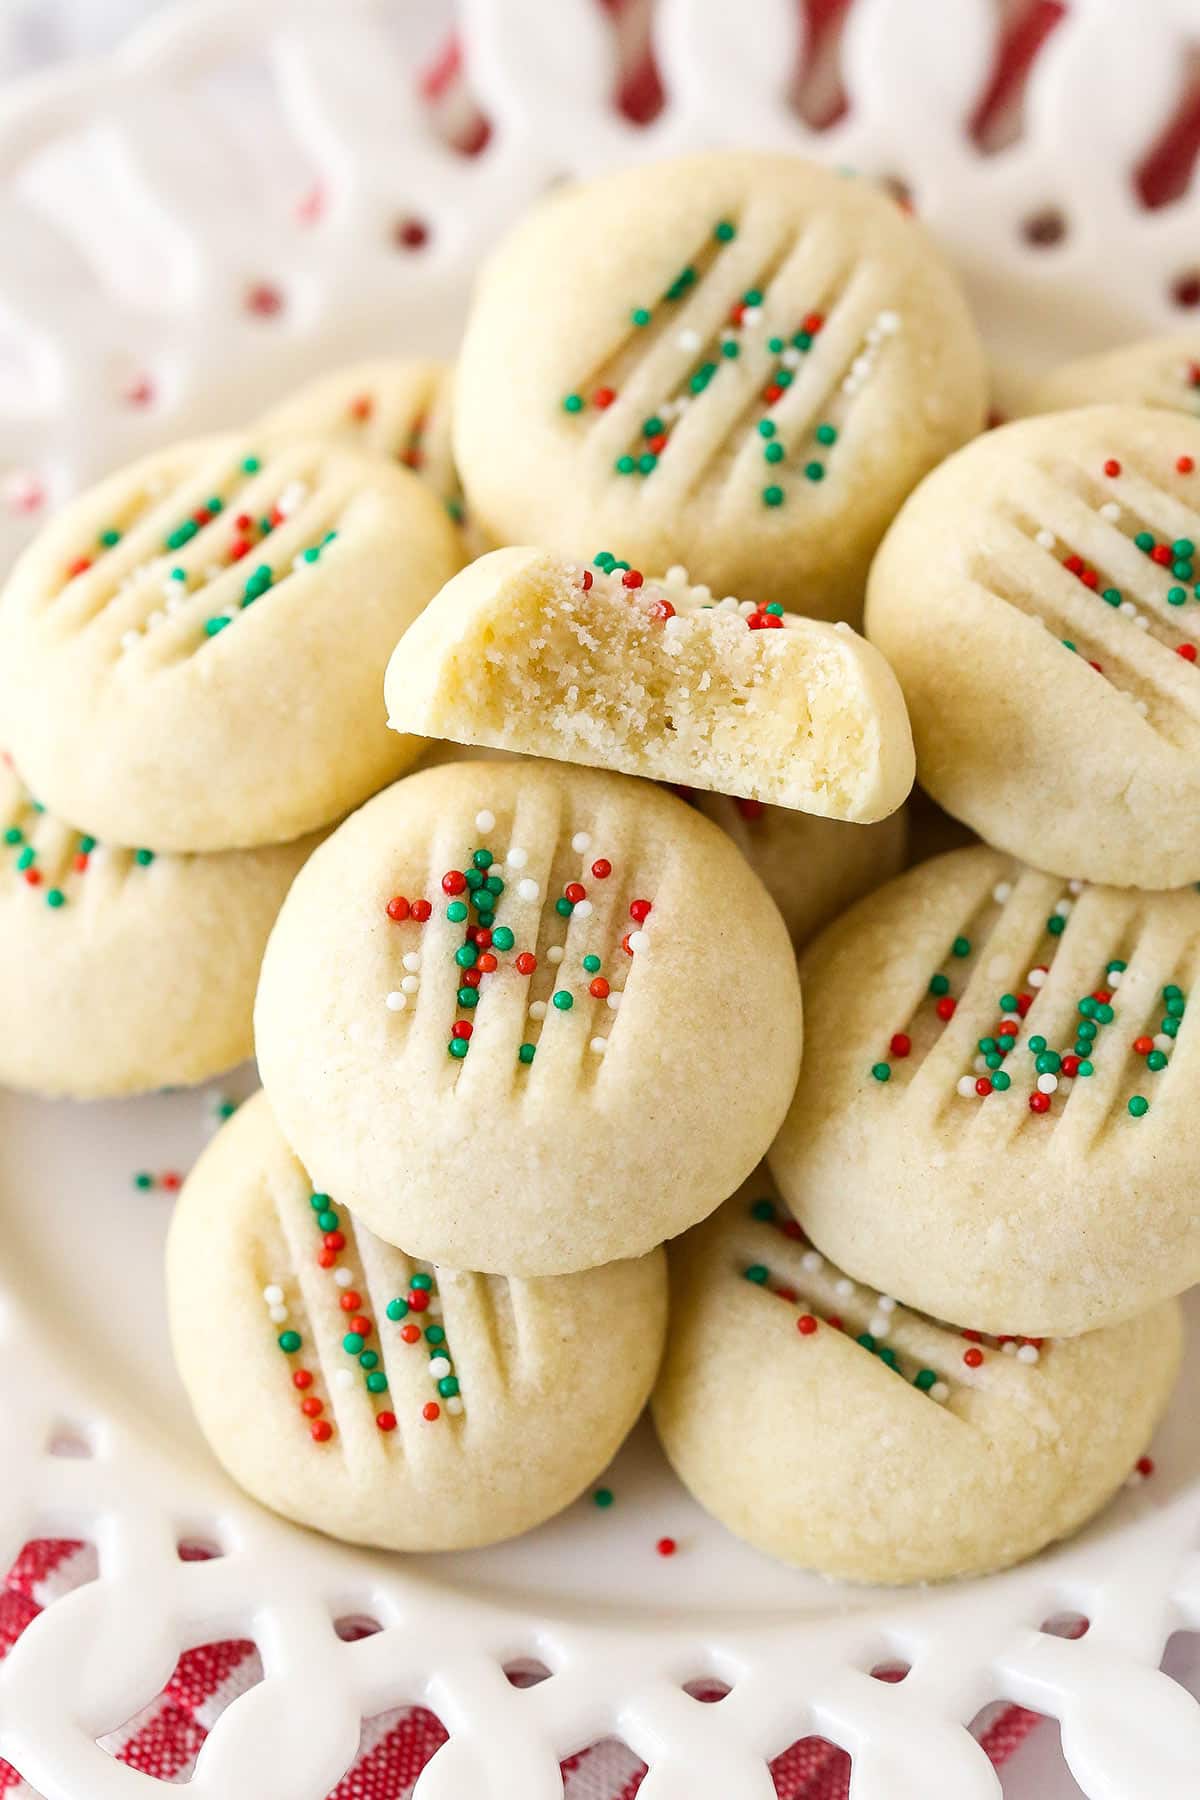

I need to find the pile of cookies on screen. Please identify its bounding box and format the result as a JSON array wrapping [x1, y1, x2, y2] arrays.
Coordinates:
[[4, 148, 1195, 1585]]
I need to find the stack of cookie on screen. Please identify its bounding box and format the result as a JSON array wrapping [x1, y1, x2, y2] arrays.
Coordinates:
[[0, 433, 461, 1095]]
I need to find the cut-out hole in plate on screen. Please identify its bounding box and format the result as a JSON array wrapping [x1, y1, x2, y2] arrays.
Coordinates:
[[175, 1535, 227, 1563], [1041, 1610, 1089, 1641], [1172, 270, 1200, 311], [335, 1613, 384, 1643], [681, 1675, 731, 1703], [1135, 76, 1200, 209], [3, 1537, 98, 1628], [870, 1658, 911, 1683], [46, 1420, 96, 1459], [561, 1737, 647, 1791], [336, 1704, 448, 1796], [792, 0, 852, 132], [392, 216, 431, 252], [244, 281, 287, 320], [769, 1731, 850, 1792], [969, 0, 1068, 154], [97, 1637, 263, 1774], [503, 1657, 553, 1689], [971, 1700, 1072, 1795], [1022, 206, 1068, 248]]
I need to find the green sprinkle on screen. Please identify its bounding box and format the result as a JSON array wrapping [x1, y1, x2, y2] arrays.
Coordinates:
[[411, 1273, 432, 1290], [518, 1043, 536, 1064], [714, 220, 736, 242], [457, 986, 479, 1008], [773, 368, 793, 389], [455, 943, 478, 969], [473, 850, 493, 871], [689, 362, 717, 394], [1103, 588, 1123, 607], [1135, 531, 1155, 552], [366, 1371, 388, 1393], [343, 1332, 365, 1355], [764, 441, 784, 463], [999, 993, 1018, 1013], [1047, 915, 1066, 935], [3, 827, 22, 845], [359, 1350, 379, 1370], [204, 617, 229, 636], [165, 520, 198, 550], [793, 330, 812, 351], [552, 990, 574, 1011], [665, 266, 697, 301], [1148, 1050, 1168, 1071], [815, 422, 837, 446], [278, 1330, 301, 1354], [310, 1192, 330, 1210], [1164, 983, 1183, 998], [757, 418, 776, 438], [631, 306, 651, 327], [979, 1037, 997, 1054], [563, 393, 583, 413], [1128, 1095, 1149, 1117], [448, 1037, 469, 1058], [45, 887, 64, 909], [242, 455, 261, 473], [583, 954, 602, 973], [475, 910, 495, 930], [720, 339, 740, 358], [493, 926, 515, 951], [1095, 1003, 1114, 1024], [317, 1208, 338, 1232], [992, 1070, 1012, 1091], [1029, 1035, 1047, 1053], [766, 602, 784, 616], [998, 1035, 1015, 1052], [386, 1297, 409, 1321], [914, 1369, 936, 1390], [555, 896, 573, 917], [438, 1376, 460, 1398], [16, 847, 33, 870], [134, 848, 154, 867], [615, 455, 636, 474], [593, 1486, 615, 1507], [750, 1198, 775, 1221], [133, 1172, 154, 1191], [1169, 586, 1188, 606], [952, 937, 971, 958], [879, 1347, 898, 1369], [447, 900, 468, 923], [643, 416, 664, 438], [98, 528, 121, 548], [1107, 960, 1128, 974], [1035, 1051, 1061, 1074], [743, 1264, 769, 1284], [804, 461, 825, 482], [425, 1325, 445, 1345], [1076, 1060, 1094, 1076], [871, 1061, 891, 1082], [1163, 1016, 1180, 1037], [742, 288, 762, 307], [763, 485, 785, 507], [856, 1333, 876, 1352], [929, 974, 950, 996], [638, 452, 658, 474], [1175, 539, 1195, 558], [1077, 1019, 1097, 1040]]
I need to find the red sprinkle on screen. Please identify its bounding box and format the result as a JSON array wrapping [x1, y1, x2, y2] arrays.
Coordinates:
[[803, 312, 825, 334], [565, 882, 587, 904], [300, 1397, 323, 1418], [1152, 545, 1173, 566], [963, 1347, 984, 1369], [935, 996, 956, 1022], [452, 1021, 473, 1041], [656, 1537, 677, 1557], [1178, 644, 1197, 661], [292, 1369, 313, 1390], [580, 569, 593, 590], [1133, 1035, 1154, 1055], [410, 899, 432, 922], [629, 899, 652, 923], [349, 395, 373, 421], [442, 871, 466, 896], [423, 1401, 441, 1421], [889, 1032, 912, 1058], [386, 895, 411, 921], [648, 598, 676, 621], [376, 1411, 397, 1432], [400, 1324, 421, 1344], [1136, 1455, 1155, 1477], [477, 952, 498, 973], [589, 976, 610, 999], [1061, 1054, 1081, 1077], [408, 1289, 430, 1312], [797, 1314, 818, 1335], [349, 1315, 371, 1338], [1178, 456, 1195, 474], [66, 555, 93, 578], [516, 952, 537, 976], [975, 1077, 993, 1097], [622, 570, 644, 589], [310, 1420, 333, 1443], [340, 1291, 362, 1312], [591, 859, 612, 879], [1103, 458, 1122, 477], [1029, 1092, 1051, 1114], [592, 387, 616, 410]]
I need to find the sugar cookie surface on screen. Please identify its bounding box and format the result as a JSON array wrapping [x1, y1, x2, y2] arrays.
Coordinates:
[[691, 791, 908, 948], [0, 754, 319, 1097], [168, 1092, 667, 1551], [385, 548, 914, 821], [454, 152, 987, 625], [770, 845, 1200, 1337], [867, 405, 1200, 887], [1028, 332, 1200, 419], [653, 1177, 1180, 1584], [259, 357, 464, 522], [0, 434, 462, 851], [255, 758, 803, 1275]]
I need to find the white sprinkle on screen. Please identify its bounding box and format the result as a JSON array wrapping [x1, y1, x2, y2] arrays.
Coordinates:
[[1017, 1343, 1040, 1364], [334, 1267, 354, 1288], [475, 809, 495, 832], [446, 1396, 464, 1415], [878, 310, 901, 334], [277, 478, 308, 517], [606, 991, 622, 1010], [992, 881, 1012, 903], [628, 929, 650, 954], [401, 951, 421, 974], [868, 1316, 890, 1339], [1109, 969, 1124, 988], [801, 1251, 823, 1273], [1054, 899, 1072, 917], [1028, 967, 1047, 987], [877, 1295, 896, 1313], [665, 565, 689, 586], [930, 1381, 949, 1403], [400, 974, 419, 994], [692, 584, 711, 603], [335, 1368, 355, 1390], [1120, 601, 1137, 619], [385, 991, 407, 1011], [590, 1037, 608, 1054], [547, 945, 564, 964], [1002, 1339, 1017, 1355], [1154, 1033, 1172, 1052], [1135, 699, 1150, 716], [517, 878, 539, 901], [269, 1304, 288, 1324], [1068, 878, 1085, 894], [1135, 614, 1150, 630], [429, 1356, 451, 1379], [571, 832, 591, 853], [529, 1000, 547, 1021], [573, 898, 594, 920], [263, 1284, 284, 1305], [1100, 501, 1121, 521], [1037, 1072, 1058, 1094], [957, 1075, 976, 1097], [678, 328, 701, 352], [973, 1055, 988, 1075], [507, 847, 528, 869], [835, 1277, 855, 1299], [1035, 529, 1056, 550], [120, 629, 141, 651], [781, 347, 801, 369], [741, 306, 762, 326]]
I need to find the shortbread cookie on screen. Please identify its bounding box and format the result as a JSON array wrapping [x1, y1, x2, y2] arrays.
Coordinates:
[[653, 1178, 1181, 1584], [867, 405, 1200, 887], [454, 152, 987, 624], [385, 548, 914, 820], [0, 754, 318, 1097], [690, 792, 908, 948], [770, 845, 1200, 1336], [255, 758, 802, 1274], [0, 435, 462, 852], [1029, 332, 1200, 419], [168, 1092, 667, 1551], [259, 358, 464, 521]]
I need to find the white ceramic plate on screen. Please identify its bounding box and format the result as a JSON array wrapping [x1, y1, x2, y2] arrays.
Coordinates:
[[2, 4, 1200, 1797]]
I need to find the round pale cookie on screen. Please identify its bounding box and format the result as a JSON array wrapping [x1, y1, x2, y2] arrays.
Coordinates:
[[385, 548, 914, 821], [652, 1178, 1181, 1584], [1028, 332, 1200, 419], [168, 1092, 667, 1551], [258, 358, 464, 522], [0, 753, 318, 1097], [770, 844, 1200, 1337], [255, 758, 802, 1275], [866, 405, 1200, 887], [453, 152, 987, 624], [0, 434, 462, 852], [690, 792, 908, 949]]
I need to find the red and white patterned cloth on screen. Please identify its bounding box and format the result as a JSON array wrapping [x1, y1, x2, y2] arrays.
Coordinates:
[[0, 1537, 1041, 1798]]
